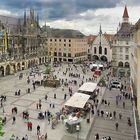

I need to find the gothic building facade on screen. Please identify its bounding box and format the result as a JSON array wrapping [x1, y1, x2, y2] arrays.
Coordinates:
[[0, 9, 48, 76]]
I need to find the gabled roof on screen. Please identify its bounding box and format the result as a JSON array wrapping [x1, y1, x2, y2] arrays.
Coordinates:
[[123, 5, 129, 18], [87, 35, 97, 43], [104, 33, 114, 41]]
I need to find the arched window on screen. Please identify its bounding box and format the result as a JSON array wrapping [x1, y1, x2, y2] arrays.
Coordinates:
[[99, 46, 102, 54], [94, 47, 96, 54], [104, 48, 107, 55]]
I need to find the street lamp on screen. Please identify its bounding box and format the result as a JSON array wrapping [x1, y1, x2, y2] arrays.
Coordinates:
[[76, 124, 80, 140]]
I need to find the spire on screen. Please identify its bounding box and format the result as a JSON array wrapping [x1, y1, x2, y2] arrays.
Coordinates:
[[123, 5, 129, 18], [37, 13, 39, 27], [24, 10, 26, 26], [99, 24, 102, 35], [122, 5, 129, 23]]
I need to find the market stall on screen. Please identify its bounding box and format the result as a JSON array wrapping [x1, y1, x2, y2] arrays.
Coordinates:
[[64, 92, 90, 133], [78, 82, 98, 98]]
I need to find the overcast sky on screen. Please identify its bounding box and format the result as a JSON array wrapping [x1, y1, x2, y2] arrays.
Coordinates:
[[0, 0, 140, 35]]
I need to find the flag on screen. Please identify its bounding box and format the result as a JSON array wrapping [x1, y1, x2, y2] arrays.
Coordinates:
[[4, 32, 8, 50]]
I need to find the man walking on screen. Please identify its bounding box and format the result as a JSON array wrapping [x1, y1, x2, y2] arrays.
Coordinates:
[[37, 125, 40, 135]]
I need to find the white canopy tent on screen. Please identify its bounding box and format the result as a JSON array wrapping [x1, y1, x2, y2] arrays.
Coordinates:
[[78, 82, 97, 93], [64, 92, 90, 108]]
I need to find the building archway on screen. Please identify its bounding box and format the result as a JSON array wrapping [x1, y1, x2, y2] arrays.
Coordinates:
[[28, 61, 31, 68], [17, 63, 21, 71], [45, 57, 47, 63], [118, 61, 123, 67], [22, 62, 25, 70], [92, 55, 99, 61], [125, 62, 130, 68], [33, 59, 36, 65], [100, 55, 108, 62], [6, 65, 10, 75], [12, 64, 16, 73], [0, 66, 4, 76], [42, 57, 45, 64], [31, 60, 34, 66]]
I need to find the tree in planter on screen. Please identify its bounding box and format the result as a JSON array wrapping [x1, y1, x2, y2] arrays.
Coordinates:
[[0, 117, 5, 137], [45, 65, 51, 74], [99, 78, 106, 87]]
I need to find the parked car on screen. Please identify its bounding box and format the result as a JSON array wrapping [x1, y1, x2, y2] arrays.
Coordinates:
[[110, 81, 122, 89]]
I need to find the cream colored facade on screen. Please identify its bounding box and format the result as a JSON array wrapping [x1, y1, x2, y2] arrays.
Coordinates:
[[130, 19, 140, 119], [47, 37, 88, 63]]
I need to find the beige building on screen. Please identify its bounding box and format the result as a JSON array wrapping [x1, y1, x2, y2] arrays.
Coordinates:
[[47, 28, 88, 63], [130, 19, 140, 119]]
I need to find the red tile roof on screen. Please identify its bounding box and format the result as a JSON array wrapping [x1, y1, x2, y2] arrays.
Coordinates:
[[87, 35, 97, 43], [123, 5, 129, 18], [104, 33, 114, 41]]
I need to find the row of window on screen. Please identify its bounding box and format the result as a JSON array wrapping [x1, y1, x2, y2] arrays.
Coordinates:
[[75, 52, 86, 57], [49, 43, 71, 47], [119, 55, 129, 60], [94, 47, 107, 55], [52, 52, 72, 57], [120, 47, 129, 53], [50, 52, 86, 57], [48, 39, 71, 42]]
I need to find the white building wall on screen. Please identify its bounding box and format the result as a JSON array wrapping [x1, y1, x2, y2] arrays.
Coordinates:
[[91, 34, 112, 62]]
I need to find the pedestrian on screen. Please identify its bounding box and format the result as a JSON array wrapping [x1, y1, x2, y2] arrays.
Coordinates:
[[22, 137, 25, 140], [110, 112, 112, 119], [95, 133, 99, 140], [45, 132, 47, 140], [16, 136, 20, 140], [54, 93, 56, 99], [37, 125, 40, 135], [101, 110, 104, 117], [52, 103, 55, 108], [113, 111, 116, 119], [115, 122, 119, 131], [24, 134, 28, 140], [29, 121, 32, 131], [48, 117, 50, 124], [27, 121, 30, 130], [45, 94, 48, 100], [108, 136, 111, 140], [119, 113, 122, 120], [39, 103, 42, 109], [123, 101, 125, 108], [36, 103, 38, 109], [12, 116, 16, 124], [97, 110, 100, 116], [45, 111, 47, 117], [64, 94, 67, 100]]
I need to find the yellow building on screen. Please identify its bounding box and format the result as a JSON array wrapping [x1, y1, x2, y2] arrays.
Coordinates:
[[47, 28, 88, 63], [130, 19, 140, 119]]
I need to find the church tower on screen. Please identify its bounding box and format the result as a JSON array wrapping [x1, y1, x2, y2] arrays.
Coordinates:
[[122, 5, 129, 23]]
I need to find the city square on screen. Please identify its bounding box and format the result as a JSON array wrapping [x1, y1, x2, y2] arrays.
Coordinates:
[[0, 63, 105, 140]]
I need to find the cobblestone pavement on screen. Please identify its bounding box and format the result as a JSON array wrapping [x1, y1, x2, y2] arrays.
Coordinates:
[[88, 83, 135, 140], [0, 64, 107, 140]]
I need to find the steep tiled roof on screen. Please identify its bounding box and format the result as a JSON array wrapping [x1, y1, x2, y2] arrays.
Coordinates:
[[117, 23, 132, 37], [123, 5, 129, 18], [104, 33, 114, 41], [87, 35, 97, 44]]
